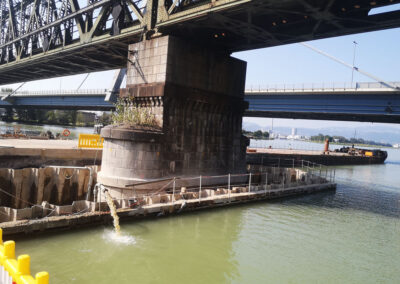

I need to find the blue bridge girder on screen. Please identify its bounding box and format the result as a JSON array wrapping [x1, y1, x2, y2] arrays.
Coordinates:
[[0, 89, 114, 110], [245, 89, 400, 124], [1, 0, 400, 85], [0, 95, 113, 110], [2, 82, 400, 123]]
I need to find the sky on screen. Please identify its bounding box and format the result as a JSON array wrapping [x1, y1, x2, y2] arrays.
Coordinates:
[[1, 27, 400, 133]]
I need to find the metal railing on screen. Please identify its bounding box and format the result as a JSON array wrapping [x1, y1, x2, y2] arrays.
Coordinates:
[[245, 81, 400, 93], [96, 158, 336, 209], [2, 81, 400, 98]]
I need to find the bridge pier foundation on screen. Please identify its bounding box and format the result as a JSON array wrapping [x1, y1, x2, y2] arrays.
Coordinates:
[[98, 36, 248, 193]]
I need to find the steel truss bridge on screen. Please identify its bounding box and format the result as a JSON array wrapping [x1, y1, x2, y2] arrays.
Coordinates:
[[1, 82, 400, 123], [1, 0, 400, 85]]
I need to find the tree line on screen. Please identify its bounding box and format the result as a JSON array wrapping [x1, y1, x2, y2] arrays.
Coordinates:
[[243, 130, 270, 139], [310, 133, 391, 147], [2, 109, 111, 127]]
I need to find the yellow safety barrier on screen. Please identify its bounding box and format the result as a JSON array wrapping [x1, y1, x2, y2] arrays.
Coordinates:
[[0, 228, 49, 284], [78, 134, 104, 149]]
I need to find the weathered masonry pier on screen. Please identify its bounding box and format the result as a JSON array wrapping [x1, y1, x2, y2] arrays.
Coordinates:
[[98, 35, 248, 191]]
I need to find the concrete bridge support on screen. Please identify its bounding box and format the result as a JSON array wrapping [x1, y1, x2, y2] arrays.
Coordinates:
[[98, 36, 248, 190]]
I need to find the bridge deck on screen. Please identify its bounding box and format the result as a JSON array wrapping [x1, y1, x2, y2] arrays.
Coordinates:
[[1, 82, 399, 123]]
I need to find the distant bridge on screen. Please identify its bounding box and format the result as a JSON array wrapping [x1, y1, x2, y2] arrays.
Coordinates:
[[0, 89, 113, 110], [244, 82, 400, 123], [1, 82, 400, 123]]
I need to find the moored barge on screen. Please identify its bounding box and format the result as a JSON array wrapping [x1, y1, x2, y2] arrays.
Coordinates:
[[247, 141, 387, 167]]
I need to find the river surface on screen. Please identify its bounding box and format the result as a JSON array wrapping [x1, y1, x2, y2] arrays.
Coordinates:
[[14, 140, 400, 283]]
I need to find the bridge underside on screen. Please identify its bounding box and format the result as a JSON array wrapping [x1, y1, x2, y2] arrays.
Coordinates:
[[1, 0, 400, 85], [246, 111, 400, 124], [245, 93, 400, 124], [159, 0, 400, 52]]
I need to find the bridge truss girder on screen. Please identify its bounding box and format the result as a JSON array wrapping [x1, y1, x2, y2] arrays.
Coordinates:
[[1, 0, 400, 85]]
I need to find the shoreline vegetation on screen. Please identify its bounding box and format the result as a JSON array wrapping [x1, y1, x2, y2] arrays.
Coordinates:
[[2, 109, 111, 127], [310, 133, 392, 148]]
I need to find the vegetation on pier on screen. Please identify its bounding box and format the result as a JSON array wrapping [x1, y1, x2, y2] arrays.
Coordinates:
[[111, 98, 159, 128]]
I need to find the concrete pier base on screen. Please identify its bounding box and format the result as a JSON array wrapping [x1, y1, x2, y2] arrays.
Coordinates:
[[98, 36, 248, 194]]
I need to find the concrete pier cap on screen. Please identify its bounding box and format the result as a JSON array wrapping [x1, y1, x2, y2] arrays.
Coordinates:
[[98, 35, 249, 196]]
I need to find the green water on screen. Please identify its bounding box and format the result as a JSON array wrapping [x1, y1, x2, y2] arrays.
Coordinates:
[[13, 148, 400, 283]]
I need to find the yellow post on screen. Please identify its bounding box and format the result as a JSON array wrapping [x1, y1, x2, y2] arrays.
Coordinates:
[[4, 241, 15, 259], [0, 228, 3, 245], [35, 272, 49, 284], [18, 255, 30, 276]]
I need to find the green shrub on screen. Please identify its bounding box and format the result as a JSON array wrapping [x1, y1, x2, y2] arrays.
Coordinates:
[[111, 98, 158, 127]]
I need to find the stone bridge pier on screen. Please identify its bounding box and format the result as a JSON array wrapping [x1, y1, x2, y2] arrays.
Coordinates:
[[98, 36, 248, 192]]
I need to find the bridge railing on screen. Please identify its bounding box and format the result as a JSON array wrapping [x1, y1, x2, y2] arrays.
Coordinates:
[[0, 89, 108, 97], [245, 81, 400, 93]]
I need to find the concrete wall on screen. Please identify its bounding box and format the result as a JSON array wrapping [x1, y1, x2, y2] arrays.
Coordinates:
[[0, 166, 99, 209]]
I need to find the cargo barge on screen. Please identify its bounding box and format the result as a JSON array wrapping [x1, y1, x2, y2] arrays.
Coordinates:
[[247, 140, 387, 167]]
